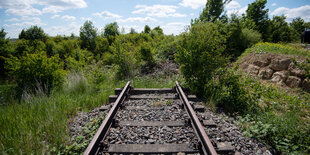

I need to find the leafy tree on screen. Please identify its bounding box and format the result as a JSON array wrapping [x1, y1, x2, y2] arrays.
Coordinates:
[[271, 15, 294, 42], [0, 28, 7, 39], [18, 26, 47, 42], [199, 0, 231, 22], [291, 17, 305, 34], [137, 42, 155, 71], [246, 0, 271, 41], [103, 22, 120, 45], [144, 25, 151, 33], [0, 28, 12, 78], [80, 21, 97, 51], [103, 22, 120, 38], [176, 22, 228, 96], [129, 28, 137, 34]]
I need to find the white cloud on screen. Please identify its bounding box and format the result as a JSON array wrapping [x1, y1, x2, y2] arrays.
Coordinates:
[[10, 16, 45, 27], [226, 6, 248, 16], [271, 5, 310, 22], [62, 15, 76, 21], [93, 11, 122, 19], [272, 3, 277, 7], [81, 17, 92, 21], [51, 14, 60, 19], [132, 5, 186, 18], [179, 0, 206, 9], [162, 22, 188, 35], [226, 1, 241, 9], [45, 22, 80, 36], [5, 18, 19, 22], [117, 17, 157, 23], [0, 0, 87, 16]]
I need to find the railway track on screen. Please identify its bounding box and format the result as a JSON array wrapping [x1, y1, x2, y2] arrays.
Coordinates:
[[84, 81, 235, 155]]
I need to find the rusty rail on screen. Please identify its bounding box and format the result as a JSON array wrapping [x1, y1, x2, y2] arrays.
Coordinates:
[[84, 81, 131, 155], [175, 81, 217, 155]]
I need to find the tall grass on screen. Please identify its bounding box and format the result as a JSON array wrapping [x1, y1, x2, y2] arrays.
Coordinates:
[[0, 65, 182, 154]]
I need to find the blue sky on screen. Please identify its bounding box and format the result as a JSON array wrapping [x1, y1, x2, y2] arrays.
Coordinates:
[[0, 0, 310, 38]]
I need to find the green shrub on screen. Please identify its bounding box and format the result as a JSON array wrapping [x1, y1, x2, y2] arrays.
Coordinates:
[[205, 68, 258, 114], [66, 49, 94, 72], [240, 28, 262, 49], [111, 36, 137, 79], [176, 22, 228, 96], [5, 52, 66, 96], [137, 42, 155, 72], [155, 35, 179, 61]]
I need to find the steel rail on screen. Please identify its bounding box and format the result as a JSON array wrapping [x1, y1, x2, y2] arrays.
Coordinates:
[[175, 81, 217, 155], [84, 81, 131, 155]]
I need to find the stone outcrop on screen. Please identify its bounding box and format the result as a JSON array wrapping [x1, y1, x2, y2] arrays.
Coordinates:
[[286, 76, 302, 88], [302, 79, 310, 92], [258, 68, 273, 79], [271, 71, 289, 83], [270, 58, 291, 71], [239, 54, 309, 92], [246, 64, 260, 75]]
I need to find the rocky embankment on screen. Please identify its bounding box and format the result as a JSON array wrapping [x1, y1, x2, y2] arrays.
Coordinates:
[[239, 53, 309, 92]]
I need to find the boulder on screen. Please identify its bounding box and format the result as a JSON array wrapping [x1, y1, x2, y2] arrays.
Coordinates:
[[246, 64, 260, 75], [270, 58, 291, 71], [285, 76, 302, 88], [302, 79, 310, 92], [253, 57, 270, 67], [258, 68, 274, 79], [288, 63, 306, 77], [271, 71, 289, 83]]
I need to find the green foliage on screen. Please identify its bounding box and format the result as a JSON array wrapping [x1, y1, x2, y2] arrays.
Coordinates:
[[144, 25, 151, 33], [66, 49, 94, 72], [111, 35, 137, 79], [271, 15, 294, 43], [5, 52, 66, 96], [243, 42, 310, 58], [235, 75, 310, 154], [137, 42, 155, 72], [0, 28, 7, 39], [103, 22, 120, 38], [290, 17, 305, 37], [199, 0, 231, 22], [18, 26, 47, 42], [80, 21, 97, 52], [94, 37, 109, 56], [176, 22, 228, 96], [225, 15, 262, 58], [246, 0, 270, 41], [205, 68, 258, 114], [155, 35, 179, 61], [15, 39, 46, 56], [129, 28, 137, 34], [150, 26, 164, 38]]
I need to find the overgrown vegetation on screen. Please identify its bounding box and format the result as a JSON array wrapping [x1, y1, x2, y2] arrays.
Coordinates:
[[1, 0, 310, 154]]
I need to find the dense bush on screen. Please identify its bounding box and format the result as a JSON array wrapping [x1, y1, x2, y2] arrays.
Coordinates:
[[155, 35, 179, 61], [137, 42, 155, 72], [205, 68, 258, 114], [176, 22, 228, 96], [18, 26, 48, 42], [5, 52, 66, 96]]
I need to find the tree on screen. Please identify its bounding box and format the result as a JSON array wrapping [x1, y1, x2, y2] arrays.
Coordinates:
[[129, 28, 137, 34], [144, 25, 151, 33], [0, 28, 12, 78], [291, 17, 305, 34], [199, 0, 231, 22], [103, 22, 119, 38], [271, 15, 294, 42], [246, 0, 271, 41], [0, 28, 7, 39], [80, 20, 97, 51], [176, 22, 228, 96], [18, 26, 47, 42]]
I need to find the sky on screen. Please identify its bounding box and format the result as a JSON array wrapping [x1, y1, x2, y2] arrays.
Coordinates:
[[0, 0, 310, 38]]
